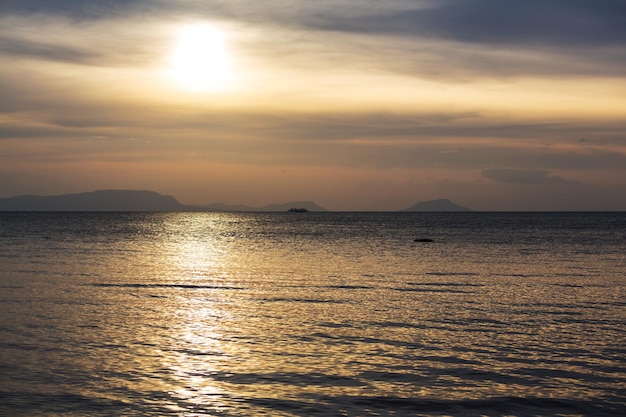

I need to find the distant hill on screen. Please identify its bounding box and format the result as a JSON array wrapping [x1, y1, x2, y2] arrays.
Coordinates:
[[0, 190, 469, 212], [188, 202, 259, 212], [193, 201, 327, 212], [259, 201, 327, 212], [0, 190, 185, 212], [401, 199, 472, 212], [0, 190, 329, 212]]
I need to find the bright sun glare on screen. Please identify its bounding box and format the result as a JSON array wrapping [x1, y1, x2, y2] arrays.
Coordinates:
[[169, 23, 232, 92]]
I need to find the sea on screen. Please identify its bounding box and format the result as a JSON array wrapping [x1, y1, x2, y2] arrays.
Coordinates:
[[0, 212, 625, 416]]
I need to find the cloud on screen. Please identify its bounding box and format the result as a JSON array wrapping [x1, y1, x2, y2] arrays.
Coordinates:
[[0, 0, 142, 19], [0, 14, 166, 69], [0, 34, 101, 65], [6, 1, 626, 49], [482, 168, 579, 185], [310, 0, 626, 47], [3, 1, 625, 80], [299, 0, 626, 79]]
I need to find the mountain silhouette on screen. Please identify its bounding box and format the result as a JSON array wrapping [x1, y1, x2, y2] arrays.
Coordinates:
[[189, 202, 259, 212], [0, 190, 185, 211], [401, 199, 472, 212], [193, 200, 327, 212], [0, 190, 328, 212], [0, 190, 470, 212], [259, 201, 327, 212]]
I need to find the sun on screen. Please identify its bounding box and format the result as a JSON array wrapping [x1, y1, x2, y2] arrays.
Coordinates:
[[168, 23, 233, 92]]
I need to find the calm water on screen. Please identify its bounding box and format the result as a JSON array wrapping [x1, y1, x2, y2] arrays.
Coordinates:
[[0, 212, 625, 416]]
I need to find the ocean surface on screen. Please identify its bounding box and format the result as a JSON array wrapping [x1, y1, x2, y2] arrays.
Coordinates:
[[0, 212, 625, 416]]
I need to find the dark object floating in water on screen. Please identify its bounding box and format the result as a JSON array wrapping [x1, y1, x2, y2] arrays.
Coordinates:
[[288, 207, 308, 212], [414, 238, 434, 242]]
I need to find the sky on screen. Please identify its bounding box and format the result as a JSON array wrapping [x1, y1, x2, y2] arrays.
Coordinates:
[[1, 0, 625, 211]]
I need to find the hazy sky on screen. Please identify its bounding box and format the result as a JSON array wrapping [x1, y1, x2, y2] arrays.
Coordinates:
[[1, 0, 625, 210]]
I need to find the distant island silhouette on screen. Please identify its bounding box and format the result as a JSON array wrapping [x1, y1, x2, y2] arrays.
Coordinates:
[[0, 190, 185, 212], [401, 198, 472, 212], [191, 200, 327, 212], [0, 190, 328, 212], [0, 190, 473, 212]]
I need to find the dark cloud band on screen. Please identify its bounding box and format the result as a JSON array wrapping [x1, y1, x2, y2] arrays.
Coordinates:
[[310, 0, 626, 48]]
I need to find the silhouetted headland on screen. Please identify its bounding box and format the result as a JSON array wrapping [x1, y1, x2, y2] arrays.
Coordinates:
[[0, 190, 328, 212], [0, 190, 184, 212]]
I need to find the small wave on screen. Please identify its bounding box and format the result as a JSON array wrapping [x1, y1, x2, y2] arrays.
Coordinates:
[[290, 284, 374, 290], [245, 394, 624, 416], [368, 321, 429, 329], [213, 371, 365, 387], [426, 272, 479, 277], [494, 273, 533, 278], [174, 348, 225, 357], [555, 273, 589, 277], [0, 390, 129, 415], [518, 302, 585, 312], [259, 297, 347, 304], [393, 287, 472, 294], [323, 284, 374, 289], [407, 282, 484, 287], [358, 370, 431, 384], [318, 322, 359, 329], [326, 333, 429, 350], [87, 283, 244, 290], [129, 292, 168, 299], [513, 367, 623, 384], [436, 317, 509, 327], [600, 301, 626, 307]]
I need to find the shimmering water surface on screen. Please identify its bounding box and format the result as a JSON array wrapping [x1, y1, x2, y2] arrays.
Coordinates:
[[1, 212, 625, 416]]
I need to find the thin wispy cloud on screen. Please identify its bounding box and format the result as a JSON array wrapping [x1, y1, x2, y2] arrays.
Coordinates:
[[482, 168, 579, 185]]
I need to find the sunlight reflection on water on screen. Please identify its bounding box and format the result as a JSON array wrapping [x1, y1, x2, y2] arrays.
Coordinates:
[[0, 212, 625, 416], [168, 301, 226, 413]]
